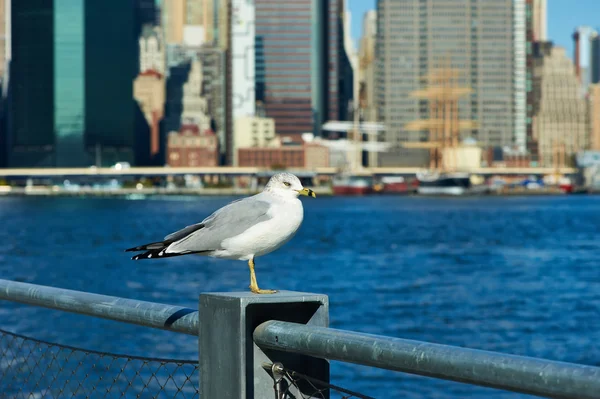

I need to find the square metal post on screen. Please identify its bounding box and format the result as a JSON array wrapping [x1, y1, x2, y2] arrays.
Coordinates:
[[199, 291, 329, 399]]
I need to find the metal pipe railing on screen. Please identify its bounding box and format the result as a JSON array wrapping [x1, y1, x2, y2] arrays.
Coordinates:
[[0, 279, 198, 336], [254, 321, 600, 399]]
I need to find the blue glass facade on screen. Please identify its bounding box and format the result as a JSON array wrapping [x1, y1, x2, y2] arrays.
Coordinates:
[[8, 0, 137, 167], [54, 0, 86, 166]]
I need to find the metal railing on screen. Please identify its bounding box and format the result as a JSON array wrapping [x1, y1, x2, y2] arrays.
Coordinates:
[[0, 278, 599, 399], [0, 279, 198, 336], [254, 321, 600, 399]]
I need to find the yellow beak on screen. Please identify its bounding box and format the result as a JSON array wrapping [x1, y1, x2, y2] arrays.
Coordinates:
[[297, 188, 316, 198]]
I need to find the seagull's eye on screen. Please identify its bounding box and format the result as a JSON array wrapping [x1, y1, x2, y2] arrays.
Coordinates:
[[283, 182, 291, 187]]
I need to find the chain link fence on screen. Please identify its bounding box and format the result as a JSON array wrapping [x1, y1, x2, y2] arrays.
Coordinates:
[[0, 328, 199, 399]]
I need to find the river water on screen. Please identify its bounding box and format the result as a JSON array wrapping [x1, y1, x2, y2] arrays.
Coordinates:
[[0, 195, 598, 398]]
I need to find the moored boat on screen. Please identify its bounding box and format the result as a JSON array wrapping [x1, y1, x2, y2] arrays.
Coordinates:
[[375, 176, 416, 195], [332, 175, 373, 195]]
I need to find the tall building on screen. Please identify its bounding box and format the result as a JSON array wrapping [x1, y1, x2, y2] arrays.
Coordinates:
[[163, 0, 215, 45], [358, 10, 377, 166], [254, 0, 353, 143], [525, 0, 545, 163], [0, 0, 8, 168], [7, 0, 137, 167], [231, 0, 255, 123], [531, 0, 546, 41], [359, 10, 376, 119], [187, 0, 214, 43], [328, 0, 354, 125], [163, 0, 186, 44], [212, 0, 233, 164], [573, 26, 598, 94], [376, 0, 518, 167], [0, 0, 6, 83], [165, 45, 226, 162], [513, 0, 526, 153], [591, 32, 600, 85], [181, 60, 211, 130], [532, 44, 588, 166], [139, 24, 166, 75], [589, 84, 600, 151], [136, 0, 158, 31], [134, 70, 165, 163]]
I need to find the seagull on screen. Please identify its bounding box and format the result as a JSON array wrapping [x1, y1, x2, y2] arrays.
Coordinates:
[[126, 172, 316, 294]]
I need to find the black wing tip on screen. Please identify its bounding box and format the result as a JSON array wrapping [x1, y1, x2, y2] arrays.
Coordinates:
[[131, 250, 161, 260]]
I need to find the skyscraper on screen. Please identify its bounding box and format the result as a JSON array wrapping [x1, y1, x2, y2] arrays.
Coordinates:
[[0, 0, 6, 84], [136, 0, 158, 32], [531, 0, 547, 41], [513, 0, 526, 153], [590, 32, 599, 85], [163, 0, 186, 44], [358, 10, 377, 166], [254, 0, 353, 142], [376, 0, 518, 167], [525, 0, 544, 163], [163, 0, 215, 45], [7, 0, 137, 167], [573, 26, 597, 94], [231, 0, 255, 124], [533, 44, 588, 166]]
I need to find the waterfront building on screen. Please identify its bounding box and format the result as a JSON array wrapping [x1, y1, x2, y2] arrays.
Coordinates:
[[167, 124, 218, 167], [233, 116, 276, 166], [237, 143, 329, 169]]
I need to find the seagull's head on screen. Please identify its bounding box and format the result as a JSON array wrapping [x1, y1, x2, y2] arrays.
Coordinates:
[[264, 172, 316, 199]]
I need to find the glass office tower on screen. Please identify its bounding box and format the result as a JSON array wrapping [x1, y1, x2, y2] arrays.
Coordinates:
[[8, 0, 136, 167]]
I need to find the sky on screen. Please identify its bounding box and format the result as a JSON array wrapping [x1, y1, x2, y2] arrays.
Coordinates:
[[348, 0, 600, 60]]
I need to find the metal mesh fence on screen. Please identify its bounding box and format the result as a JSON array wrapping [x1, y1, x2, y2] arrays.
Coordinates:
[[264, 362, 374, 399], [0, 328, 199, 399]]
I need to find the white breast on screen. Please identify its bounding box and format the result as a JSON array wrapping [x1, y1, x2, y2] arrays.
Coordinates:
[[219, 197, 304, 260]]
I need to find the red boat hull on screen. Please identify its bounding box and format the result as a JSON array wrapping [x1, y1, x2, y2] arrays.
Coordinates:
[[332, 185, 373, 195], [382, 182, 410, 194], [559, 184, 573, 193]]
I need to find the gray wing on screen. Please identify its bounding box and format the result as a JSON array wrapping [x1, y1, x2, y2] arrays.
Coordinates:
[[165, 195, 273, 253]]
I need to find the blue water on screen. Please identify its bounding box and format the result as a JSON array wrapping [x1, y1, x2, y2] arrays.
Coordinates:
[[0, 195, 598, 398]]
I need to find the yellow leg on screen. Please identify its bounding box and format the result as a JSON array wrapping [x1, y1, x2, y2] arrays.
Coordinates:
[[248, 258, 277, 294]]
